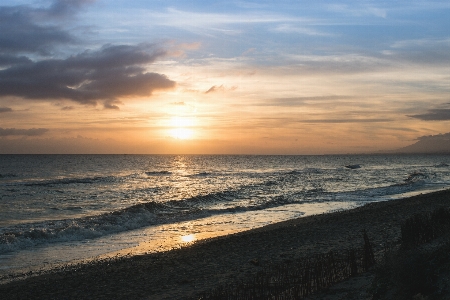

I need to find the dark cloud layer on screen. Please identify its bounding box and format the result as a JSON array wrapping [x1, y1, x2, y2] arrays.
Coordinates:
[[0, 127, 48, 136], [0, 54, 32, 66], [0, 1, 176, 109], [0, 44, 176, 107], [409, 109, 450, 121], [0, 1, 96, 56], [46, 0, 95, 18], [0, 5, 75, 55]]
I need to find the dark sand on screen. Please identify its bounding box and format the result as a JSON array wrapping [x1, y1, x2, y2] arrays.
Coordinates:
[[1, 189, 449, 299]]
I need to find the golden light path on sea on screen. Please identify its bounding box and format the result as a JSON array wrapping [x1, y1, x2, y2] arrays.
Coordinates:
[[181, 234, 196, 243]]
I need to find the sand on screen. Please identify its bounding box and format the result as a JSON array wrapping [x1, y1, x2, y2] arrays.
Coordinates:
[[1, 189, 449, 299]]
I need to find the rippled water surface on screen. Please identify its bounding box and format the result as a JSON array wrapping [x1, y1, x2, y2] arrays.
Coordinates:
[[1, 154, 449, 275]]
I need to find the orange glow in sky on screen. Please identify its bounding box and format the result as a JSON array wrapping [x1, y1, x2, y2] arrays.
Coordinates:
[[0, 1, 449, 154], [168, 117, 195, 140]]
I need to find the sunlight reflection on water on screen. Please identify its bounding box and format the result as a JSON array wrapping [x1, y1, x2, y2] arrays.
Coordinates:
[[181, 234, 196, 243]]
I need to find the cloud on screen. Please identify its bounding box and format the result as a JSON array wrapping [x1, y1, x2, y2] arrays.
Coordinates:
[[0, 127, 49, 136], [273, 24, 331, 36], [142, 8, 309, 36], [0, 44, 176, 107], [241, 48, 256, 56], [0, 107, 12, 113], [205, 85, 237, 94], [327, 4, 387, 18], [0, 54, 32, 66], [297, 118, 392, 124], [205, 85, 222, 94], [0, 5, 77, 55], [46, 0, 95, 18], [0, 1, 176, 109], [280, 53, 390, 74], [386, 38, 450, 66], [104, 102, 120, 110], [258, 96, 355, 107], [408, 109, 450, 121], [153, 8, 299, 27]]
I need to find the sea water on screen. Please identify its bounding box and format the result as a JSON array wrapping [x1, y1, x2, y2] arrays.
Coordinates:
[[0, 154, 449, 278]]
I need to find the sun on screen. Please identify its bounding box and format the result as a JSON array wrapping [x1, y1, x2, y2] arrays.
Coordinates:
[[169, 116, 194, 139], [171, 127, 193, 139]]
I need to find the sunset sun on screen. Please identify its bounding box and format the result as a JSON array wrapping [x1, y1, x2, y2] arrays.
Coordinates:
[[169, 116, 194, 140]]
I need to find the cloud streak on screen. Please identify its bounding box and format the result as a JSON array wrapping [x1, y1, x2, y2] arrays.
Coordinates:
[[387, 38, 450, 66], [409, 109, 450, 121], [0, 107, 12, 113], [0, 127, 49, 136], [327, 4, 387, 18], [148, 8, 303, 28]]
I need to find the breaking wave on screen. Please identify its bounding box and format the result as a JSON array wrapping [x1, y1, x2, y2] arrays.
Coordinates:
[[23, 175, 118, 187], [145, 171, 172, 176]]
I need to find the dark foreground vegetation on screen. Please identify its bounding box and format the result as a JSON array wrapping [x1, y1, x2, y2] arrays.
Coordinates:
[[195, 207, 450, 299], [195, 232, 375, 299], [371, 207, 450, 300]]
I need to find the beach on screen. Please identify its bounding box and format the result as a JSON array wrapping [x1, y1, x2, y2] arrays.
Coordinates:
[[1, 189, 449, 299]]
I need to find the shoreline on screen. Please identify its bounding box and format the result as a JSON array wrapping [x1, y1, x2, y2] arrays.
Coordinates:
[[1, 189, 450, 299]]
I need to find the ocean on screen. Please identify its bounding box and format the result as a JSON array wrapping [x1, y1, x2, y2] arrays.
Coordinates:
[[1, 154, 449, 278]]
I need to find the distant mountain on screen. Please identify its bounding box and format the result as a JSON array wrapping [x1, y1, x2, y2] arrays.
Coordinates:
[[395, 133, 450, 154]]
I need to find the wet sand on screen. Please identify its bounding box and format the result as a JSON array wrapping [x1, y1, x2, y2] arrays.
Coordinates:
[[1, 189, 449, 299]]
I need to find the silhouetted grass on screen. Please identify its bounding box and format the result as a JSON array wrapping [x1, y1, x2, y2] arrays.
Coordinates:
[[372, 240, 450, 300], [371, 206, 450, 299], [195, 231, 375, 299], [196, 206, 450, 300], [401, 207, 450, 248]]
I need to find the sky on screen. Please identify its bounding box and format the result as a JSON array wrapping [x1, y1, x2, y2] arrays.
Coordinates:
[[0, 0, 449, 154]]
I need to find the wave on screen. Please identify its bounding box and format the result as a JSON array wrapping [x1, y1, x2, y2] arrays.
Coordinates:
[[404, 171, 428, 183], [280, 168, 325, 175], [0, 201, 167, 254], [285, 170, 302, 175], [0, 189, 243, 254], [145, 171, 172, 176], [23, 175, 118, 187], [332, 173, 433, 202], [189, 172, 212, 177], [168, 190, 239, 207], [0, 188, 297, 254], [435, 163, 449, 168], [1, 165, 446, 255], [302, 168, 324, 174]]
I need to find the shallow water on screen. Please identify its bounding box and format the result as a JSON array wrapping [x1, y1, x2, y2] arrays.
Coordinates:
[[1, 154, 449, 276]]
